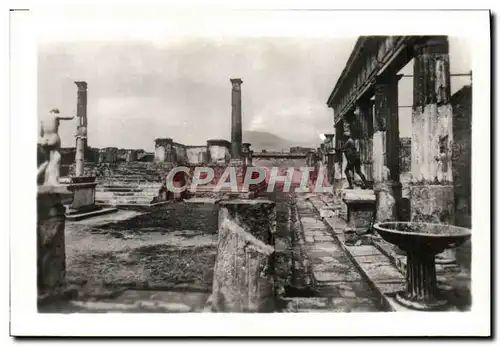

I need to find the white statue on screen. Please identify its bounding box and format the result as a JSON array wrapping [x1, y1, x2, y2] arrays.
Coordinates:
[[38, 108, 74, 186]]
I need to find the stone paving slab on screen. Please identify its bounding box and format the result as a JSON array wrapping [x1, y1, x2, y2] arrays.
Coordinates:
[[347, 245, 381, 257], [313, 268, 363, 283], [351, 254, 391, 265], [356, 262, 405, 283], [281, 297, 379, 312], [316, 281, 377, 299]]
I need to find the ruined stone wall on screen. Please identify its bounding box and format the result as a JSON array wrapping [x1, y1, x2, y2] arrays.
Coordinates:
[[159, 202, 220, 233], [172, 142, 188, 164], [253, 157, 307, 168], [451, 85, 472, 228], [186, 146, 207, 164]]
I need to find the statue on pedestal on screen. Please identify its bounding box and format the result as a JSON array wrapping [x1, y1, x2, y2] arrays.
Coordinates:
[[38, 108, 74, 186]]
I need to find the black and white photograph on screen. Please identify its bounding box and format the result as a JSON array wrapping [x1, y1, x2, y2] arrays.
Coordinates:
[[8, 5, 491, 337]]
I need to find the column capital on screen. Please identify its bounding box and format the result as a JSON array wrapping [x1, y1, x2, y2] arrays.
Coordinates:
[[374, 73, 404, 87], [413, 36, 449, 56], [230, 78, 243, 91], [74, 81, 88, 91]]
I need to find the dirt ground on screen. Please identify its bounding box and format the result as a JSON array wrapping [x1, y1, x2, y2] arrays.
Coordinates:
[[65, 210, 217, 293]]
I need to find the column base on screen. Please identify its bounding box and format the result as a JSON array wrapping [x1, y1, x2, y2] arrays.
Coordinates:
[[410, 183, 454, 223], [374, 181, 402, 223], [410, 183, 456, 264], [395, 291, 448, 311]]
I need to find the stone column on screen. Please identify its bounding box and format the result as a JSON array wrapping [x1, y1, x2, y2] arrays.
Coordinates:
[[212, 200, 276, 312], [242, 142, 252, 165], [355, 99, 374, 185], [230, 78, 243, 159], [373, 74, 403, 223], [324, 134, 335, 183], [74, 81, 87, 177], [411, 36, 455, 263], [333, 121, 345, 193]]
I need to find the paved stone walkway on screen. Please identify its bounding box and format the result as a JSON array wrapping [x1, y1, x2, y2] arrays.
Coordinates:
[[281, 194, 382, 312]]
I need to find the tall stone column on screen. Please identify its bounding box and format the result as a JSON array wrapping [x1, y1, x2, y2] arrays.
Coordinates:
[[230, 78, 243, 159], [410, 36, 455, 263], [355, 99, 374, 185], [324, 134, 335, 183], [333, 121, 345, 194], [74, 81, 87, 177], [373, 74, 403, 223]]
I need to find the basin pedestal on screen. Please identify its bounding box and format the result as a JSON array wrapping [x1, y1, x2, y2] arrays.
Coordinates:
[[396, 250, 447, 310], [374, 222, 471, 311]]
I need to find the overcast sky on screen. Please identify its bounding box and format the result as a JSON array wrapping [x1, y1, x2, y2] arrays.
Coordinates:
[[36, 9, 472, 151]]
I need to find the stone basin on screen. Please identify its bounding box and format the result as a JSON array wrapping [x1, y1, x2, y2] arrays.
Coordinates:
[[374, 222, 470, 254], [373, 222, 471, 311]]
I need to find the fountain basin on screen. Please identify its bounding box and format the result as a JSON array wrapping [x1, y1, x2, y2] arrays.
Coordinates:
[[373, 222, 471, 311], [374, 222, 470, 254]]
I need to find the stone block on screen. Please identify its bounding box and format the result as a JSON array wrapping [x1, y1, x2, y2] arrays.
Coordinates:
[[316, 281, 375, 299], [342, 190, 376, 233], [212, 200, 276, 312], [37, 187, 72, 297], [410, 183, 455, 223]]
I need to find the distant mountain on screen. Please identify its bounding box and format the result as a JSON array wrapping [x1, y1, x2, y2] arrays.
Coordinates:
[[243, 130, 318, 152]]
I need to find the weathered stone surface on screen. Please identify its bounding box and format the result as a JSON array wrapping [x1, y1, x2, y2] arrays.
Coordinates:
[[342, 190, 376, 232], [314, 268, 362, 282], [282, 296, 378, 312], [212, 200, 276, 312], [348, 245, 382, 257], [357, 262, 404, 283], [410, 183, 455, 223], [38, 188, 70, 296], [374, 181, 402, 223], [316, 281, 375, 299]]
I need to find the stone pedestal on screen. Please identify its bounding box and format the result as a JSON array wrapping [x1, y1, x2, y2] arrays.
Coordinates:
[[342, 189, 376, 233], [65, 176, 117, 221], [37, 186, 72, 297], [212, 200, 276, 312]]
